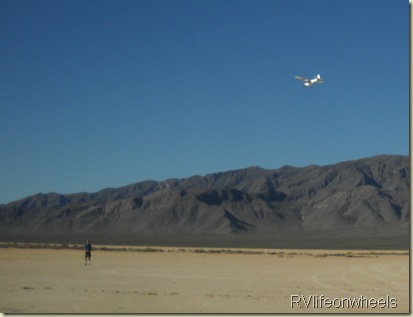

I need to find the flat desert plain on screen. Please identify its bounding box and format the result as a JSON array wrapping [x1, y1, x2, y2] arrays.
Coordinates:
[[0, 246, 409, 313]]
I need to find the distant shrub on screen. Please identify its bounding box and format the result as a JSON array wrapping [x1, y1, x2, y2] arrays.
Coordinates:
[[141, 247, 164, 252]]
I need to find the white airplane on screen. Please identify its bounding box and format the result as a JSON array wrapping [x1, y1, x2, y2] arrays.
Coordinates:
[[295, 74, 324, 87]]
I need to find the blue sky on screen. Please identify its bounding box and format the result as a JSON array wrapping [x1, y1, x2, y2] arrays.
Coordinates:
[[0, 0, 409, 204]]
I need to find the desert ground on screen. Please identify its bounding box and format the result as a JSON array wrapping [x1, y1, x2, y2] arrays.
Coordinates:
[[0, 245, 409, 313]]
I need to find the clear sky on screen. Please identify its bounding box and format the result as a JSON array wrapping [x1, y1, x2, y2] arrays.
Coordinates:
[[0, 0, 409, 204]]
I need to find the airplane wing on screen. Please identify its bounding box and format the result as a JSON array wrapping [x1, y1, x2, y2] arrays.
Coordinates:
[[295, 76, 309, 81]]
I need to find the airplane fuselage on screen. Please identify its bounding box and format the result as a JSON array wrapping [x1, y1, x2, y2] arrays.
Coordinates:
[[299, 74, 324, 88], [304, 78, 318, 87]]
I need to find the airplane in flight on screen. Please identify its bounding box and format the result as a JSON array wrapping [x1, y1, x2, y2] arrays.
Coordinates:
[[295, 74, 324, 87]]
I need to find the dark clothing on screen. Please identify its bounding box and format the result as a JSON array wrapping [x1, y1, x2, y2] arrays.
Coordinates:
[[84, 243, 92, 260]]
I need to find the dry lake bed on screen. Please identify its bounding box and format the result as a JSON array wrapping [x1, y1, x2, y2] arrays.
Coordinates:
[[0, 245, 409, 313]]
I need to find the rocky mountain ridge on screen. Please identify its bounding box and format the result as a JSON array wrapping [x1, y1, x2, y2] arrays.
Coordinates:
[[0, 155, 409, 248]]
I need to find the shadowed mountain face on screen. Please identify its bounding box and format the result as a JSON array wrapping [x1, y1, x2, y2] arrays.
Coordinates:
[[0, 155, 409, 248]]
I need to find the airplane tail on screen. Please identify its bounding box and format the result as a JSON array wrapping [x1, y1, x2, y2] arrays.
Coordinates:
[[317, 74, 321, 79]]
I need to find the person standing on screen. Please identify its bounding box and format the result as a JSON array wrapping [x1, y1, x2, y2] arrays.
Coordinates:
[[84, 240, 92, 265]]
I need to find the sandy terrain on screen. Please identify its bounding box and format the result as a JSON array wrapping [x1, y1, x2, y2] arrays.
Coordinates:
[[0, 246, 409, 313]]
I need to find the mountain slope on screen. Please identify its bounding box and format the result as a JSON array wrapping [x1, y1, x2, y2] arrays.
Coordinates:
[[0, 155, 409, 248]]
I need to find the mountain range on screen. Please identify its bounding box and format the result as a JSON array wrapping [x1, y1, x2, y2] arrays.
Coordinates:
[[0, 155, 409, 249]]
